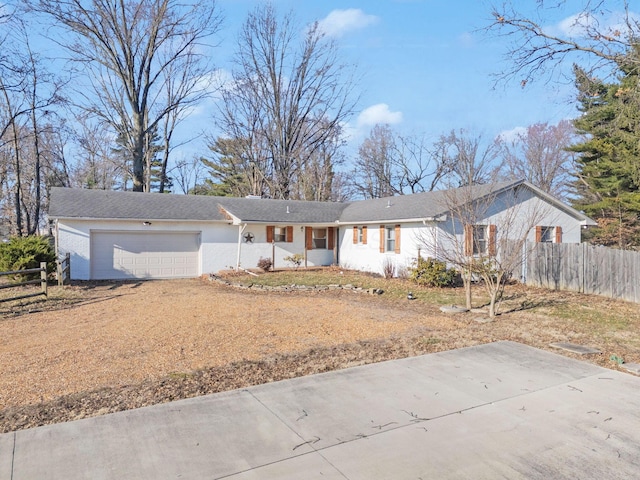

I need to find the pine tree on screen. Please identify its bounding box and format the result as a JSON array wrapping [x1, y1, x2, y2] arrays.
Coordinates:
[[570, 46, 640, 248], [198, 137, 267, 197]]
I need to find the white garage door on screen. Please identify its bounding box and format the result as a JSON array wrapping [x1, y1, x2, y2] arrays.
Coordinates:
[[91, 231, 200, 280]]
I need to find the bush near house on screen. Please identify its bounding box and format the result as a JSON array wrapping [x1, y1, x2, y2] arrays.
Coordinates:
[[0, 236, 56, 280], [409, 257, 457, 288], [257, 257, 273, 272], [283, 253, 304, 269]]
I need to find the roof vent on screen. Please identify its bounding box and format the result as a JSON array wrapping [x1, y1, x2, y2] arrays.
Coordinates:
[[386, 200, 392, 208], [245, 195, 261, 199], [286, 205, 290, 214]]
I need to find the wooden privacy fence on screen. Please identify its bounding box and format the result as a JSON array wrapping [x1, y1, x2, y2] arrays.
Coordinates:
[[524, 242, 640, 304], [0, 262, 48, 303]]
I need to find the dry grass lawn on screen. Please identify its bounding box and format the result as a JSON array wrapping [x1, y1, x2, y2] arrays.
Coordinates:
[[1, 272, 639, 433]]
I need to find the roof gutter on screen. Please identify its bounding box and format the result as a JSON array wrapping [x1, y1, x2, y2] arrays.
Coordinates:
[[335, 216, 445, 226], [51, 216, 231, 223]]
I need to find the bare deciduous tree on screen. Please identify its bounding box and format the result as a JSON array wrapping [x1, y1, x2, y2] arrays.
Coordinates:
[[72, 116, 126, 190], [438, 129, 502, 187], [351, 124, 397, 199], [216, 3, 358, 199], [0, 17, 65, 235], [295, 125, 345, 201], [173, 155, 205, 195], [498, 120, 577, 199], [30, 0, 222, 192], [395, 132, 452, 193], [486, 1, 640, 86], [351, 125, 453, 198]]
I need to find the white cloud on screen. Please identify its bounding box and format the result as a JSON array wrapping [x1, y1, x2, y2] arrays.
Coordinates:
[[498, 126, 526, 143], [550, 10, 640, 39], [357, 103, 403, 128], [553, 12, 596, 38], [317, 9, 379, 38], [457, 31, 475, 48]]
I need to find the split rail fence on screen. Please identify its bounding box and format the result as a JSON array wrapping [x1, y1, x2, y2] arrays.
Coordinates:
[[524, 242, 640, 304], [0, 262, 48, 303]]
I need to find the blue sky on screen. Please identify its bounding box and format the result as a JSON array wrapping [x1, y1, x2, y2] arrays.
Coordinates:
[[175, 0, 594, 161]]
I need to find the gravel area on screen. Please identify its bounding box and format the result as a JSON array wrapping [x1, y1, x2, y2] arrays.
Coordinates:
[[1, 276, 639, 432]]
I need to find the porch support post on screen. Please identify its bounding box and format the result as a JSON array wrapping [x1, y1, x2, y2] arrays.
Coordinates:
[[236, 223, 247, 271]]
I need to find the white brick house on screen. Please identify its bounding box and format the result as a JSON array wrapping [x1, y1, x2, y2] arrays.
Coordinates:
[[48, 180, 596, 280]]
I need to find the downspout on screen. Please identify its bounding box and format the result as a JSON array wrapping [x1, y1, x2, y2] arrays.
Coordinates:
[[54, 219, 59, 257], [434, 223, 439, 260], [236, 223, 247, 272]]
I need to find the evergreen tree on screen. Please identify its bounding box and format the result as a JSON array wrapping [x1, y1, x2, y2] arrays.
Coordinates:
[[570, 46, 640, 248], [198, 137, 267, 197]]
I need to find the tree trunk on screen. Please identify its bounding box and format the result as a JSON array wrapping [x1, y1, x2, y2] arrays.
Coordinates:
[[132, 114, 145, 192], [10, 120, 23, 236], [463, 269, 472, 310], [29, 101, 42, 235]]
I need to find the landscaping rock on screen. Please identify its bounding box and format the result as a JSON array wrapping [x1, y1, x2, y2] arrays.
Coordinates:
[[439, 305, 469, 314], [473, 317, 494, 323]]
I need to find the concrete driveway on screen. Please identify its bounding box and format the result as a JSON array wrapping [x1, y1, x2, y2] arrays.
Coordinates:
[[2, 341, 639, 479]]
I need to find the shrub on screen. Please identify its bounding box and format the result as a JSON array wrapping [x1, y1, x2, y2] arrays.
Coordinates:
[[257, 256, 272, 272], [409, 257, 457, 287], [283, 253, 304, 269], [382, 257, 396, 279], [0, 236, 57, 280]]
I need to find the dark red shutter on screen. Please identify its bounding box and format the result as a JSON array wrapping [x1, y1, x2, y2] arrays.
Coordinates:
[[488, 224, 497, 256], [555, 226, 562, 243], [464, 224, 473, 256], [305, 227, 313, 250]]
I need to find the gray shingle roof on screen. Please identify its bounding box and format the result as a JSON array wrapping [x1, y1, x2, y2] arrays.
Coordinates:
[[49, 179, 595, 226], [214, 197, 348, 223], [49, 188, 230, 221], [48, 187, 348, 224], [337, 181, 518, 223]]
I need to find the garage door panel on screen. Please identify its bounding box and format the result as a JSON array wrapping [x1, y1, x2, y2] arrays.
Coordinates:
[[91, 232, 200, 280]]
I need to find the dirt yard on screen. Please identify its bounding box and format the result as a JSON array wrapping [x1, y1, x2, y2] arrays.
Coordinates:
[[1, 276, 639, 432]]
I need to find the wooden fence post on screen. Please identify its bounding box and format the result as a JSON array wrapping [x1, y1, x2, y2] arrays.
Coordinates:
[[40, 262, 48, 297], [57, 258, 63, 286], [56, 253, 71, 286]]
